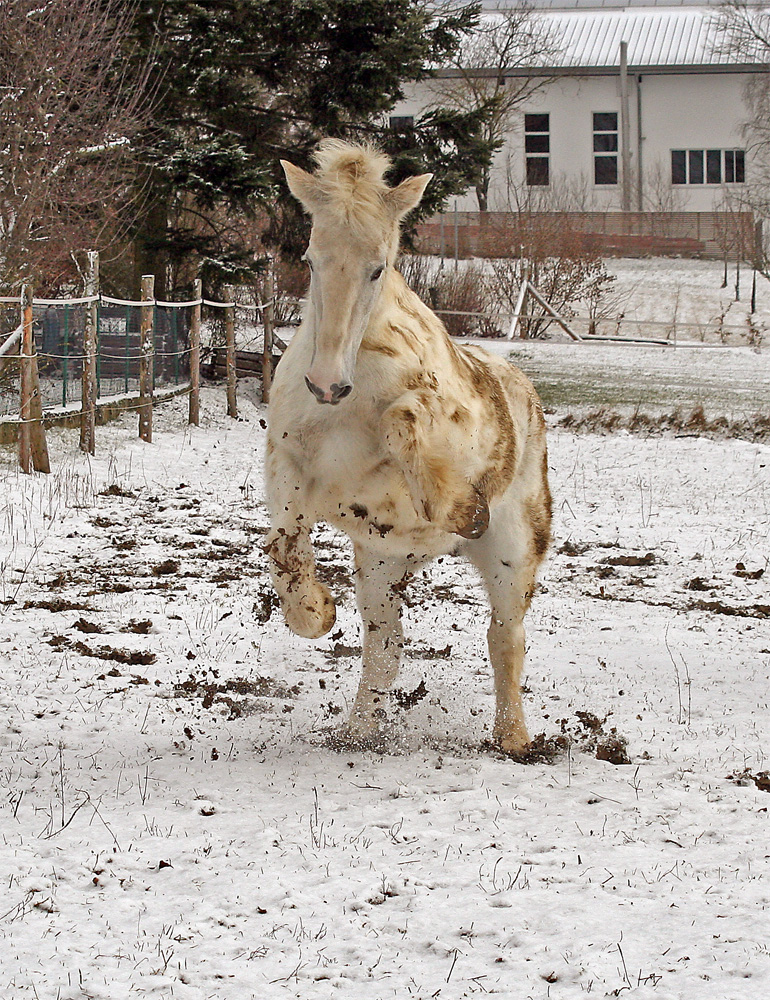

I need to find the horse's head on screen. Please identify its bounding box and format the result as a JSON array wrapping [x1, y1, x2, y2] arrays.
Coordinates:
[[281, 140, 431, 405]]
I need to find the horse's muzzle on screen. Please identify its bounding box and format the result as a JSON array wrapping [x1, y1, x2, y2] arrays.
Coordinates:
[[305, 376, 353, 405]]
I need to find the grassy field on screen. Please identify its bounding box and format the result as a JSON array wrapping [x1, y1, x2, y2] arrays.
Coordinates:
[[499, 341, 770, 421]]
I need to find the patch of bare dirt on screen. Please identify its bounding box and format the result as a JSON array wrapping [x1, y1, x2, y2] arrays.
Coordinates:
[[99, 484, 137, 498], [727, 769, 770, 793], [406, 644, 453, 660], [558, 405, 770, 442], [324, 642, 362, 659], [152, 559, 180, 576], [24, 597, 92, 612], [125, 619, 153, 634], [602, 552, 657, 567], [173, 673, 301, 719], [72, 640, 157, 665], [73, 618, 105, 634]]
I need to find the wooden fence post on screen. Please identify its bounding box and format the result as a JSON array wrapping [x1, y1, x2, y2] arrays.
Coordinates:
[[80, 251, 98, 454], [507, 259, 529, 340], [139, 274, 154, 442], [262, 259, 274, 404], [19, 284, 32, 473], [526, 282, 582, 341], [18, 285, 50, 474], [189, 277, 201, 425], [224, 284, 237, 418], [453, 200, 459, 272]]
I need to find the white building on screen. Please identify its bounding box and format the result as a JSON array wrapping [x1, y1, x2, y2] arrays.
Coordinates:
[[394, 0, 766, 215]]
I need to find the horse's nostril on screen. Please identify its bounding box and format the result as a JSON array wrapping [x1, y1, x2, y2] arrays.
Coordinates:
[[332, 383, 353, 401], [305, 376, 327, 402], [305, 376, 352, 404]]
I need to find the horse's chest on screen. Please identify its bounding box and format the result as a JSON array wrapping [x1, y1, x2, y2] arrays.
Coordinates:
[[300, 423, 384, 494], [294, 420, 413, 531]]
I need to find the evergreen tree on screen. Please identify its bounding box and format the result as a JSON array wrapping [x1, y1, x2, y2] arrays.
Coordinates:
[[127, 0, 496, 295]]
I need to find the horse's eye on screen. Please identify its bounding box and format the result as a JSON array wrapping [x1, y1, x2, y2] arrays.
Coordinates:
[[371, 265, 384, 282]]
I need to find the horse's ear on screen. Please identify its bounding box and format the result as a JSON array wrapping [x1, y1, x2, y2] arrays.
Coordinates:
[[281, 160, 324, 213], [385, 173, 433, 220]]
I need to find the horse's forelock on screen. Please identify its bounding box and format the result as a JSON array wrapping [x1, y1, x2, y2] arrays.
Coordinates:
[[311, 140, 393, 237]]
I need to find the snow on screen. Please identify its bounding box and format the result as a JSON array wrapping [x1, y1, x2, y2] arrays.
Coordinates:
[[601, 258, 770, 339], [0, 368, 768, 998]]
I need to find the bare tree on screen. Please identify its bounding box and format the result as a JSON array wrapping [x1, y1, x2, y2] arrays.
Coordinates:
[[713, 0, 770, 60], [712, 1, 770, 224], [501, 156, 599, 213], [0, 0, 149, 291], [426, 2, 557, 211], [641, 160, 690, 213]]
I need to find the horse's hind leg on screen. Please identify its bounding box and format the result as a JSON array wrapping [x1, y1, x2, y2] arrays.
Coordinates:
[[347, 545, 412, 738], [466, 509, 547, 752]]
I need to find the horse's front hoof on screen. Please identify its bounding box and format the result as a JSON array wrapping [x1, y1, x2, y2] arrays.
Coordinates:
[[283, 585, 336, 638], [453, 489, 489, 539], [499, 733, 529, 754]]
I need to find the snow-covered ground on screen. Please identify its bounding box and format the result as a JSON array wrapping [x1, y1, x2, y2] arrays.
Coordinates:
[[599, 259, 770, 342], [1, 379, 768, 999]]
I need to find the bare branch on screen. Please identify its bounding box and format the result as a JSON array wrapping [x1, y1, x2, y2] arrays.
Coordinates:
[[424, 2, 559, 210], [0, 0, 151, 291]]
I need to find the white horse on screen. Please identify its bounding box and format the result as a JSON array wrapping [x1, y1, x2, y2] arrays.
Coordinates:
[[265, 140, 551, 752]]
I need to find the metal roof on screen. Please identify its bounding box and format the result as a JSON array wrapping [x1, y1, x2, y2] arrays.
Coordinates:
[[482, 0, 722, 8], [473, 5, 767, 70]]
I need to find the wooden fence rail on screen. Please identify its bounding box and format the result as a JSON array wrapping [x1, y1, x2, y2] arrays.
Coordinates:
[[416, 210, 762, 263]]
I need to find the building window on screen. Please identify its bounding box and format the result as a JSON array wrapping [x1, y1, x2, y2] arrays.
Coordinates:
[[525, 113, 549, 186], [725, 149, 745, 183], [593, 112, 618, 185], [707, 149, 721, 184], [388, 115, 414, 131], [689, 150, 704, 184], [672, 149, 745, 185]]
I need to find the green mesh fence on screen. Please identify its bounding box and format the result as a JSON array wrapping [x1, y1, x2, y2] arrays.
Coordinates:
[[0, 298, 193, 419]]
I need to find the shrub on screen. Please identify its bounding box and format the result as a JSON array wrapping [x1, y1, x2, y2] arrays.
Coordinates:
[[485, 219, 615, 339], [399, 255, 501, 337]]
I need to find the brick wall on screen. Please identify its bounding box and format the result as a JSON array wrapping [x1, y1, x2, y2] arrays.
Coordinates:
[[415, 211, 761, 262]]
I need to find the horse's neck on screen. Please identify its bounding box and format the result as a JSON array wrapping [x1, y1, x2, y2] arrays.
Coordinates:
[[364, 270, 447, 352]]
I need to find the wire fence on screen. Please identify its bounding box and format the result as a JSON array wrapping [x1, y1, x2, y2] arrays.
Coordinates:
[[0, 296, 198, 418], [1, 259, 279, 474]]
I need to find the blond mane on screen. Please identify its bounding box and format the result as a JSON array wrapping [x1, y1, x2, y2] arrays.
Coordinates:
[[311, 139, 394, 236]]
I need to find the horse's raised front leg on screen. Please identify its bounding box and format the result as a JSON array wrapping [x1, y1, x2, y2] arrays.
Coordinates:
[[264, 453, 335, 640], [465, 512, 546, 753], [346, 545, 412, 738], [382, 391, 489, 539]]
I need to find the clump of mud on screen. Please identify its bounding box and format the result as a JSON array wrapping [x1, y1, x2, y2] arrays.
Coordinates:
[[173, 673, 300, 719], [727, 769, 770, 793], [504, 710, 631, 765]]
